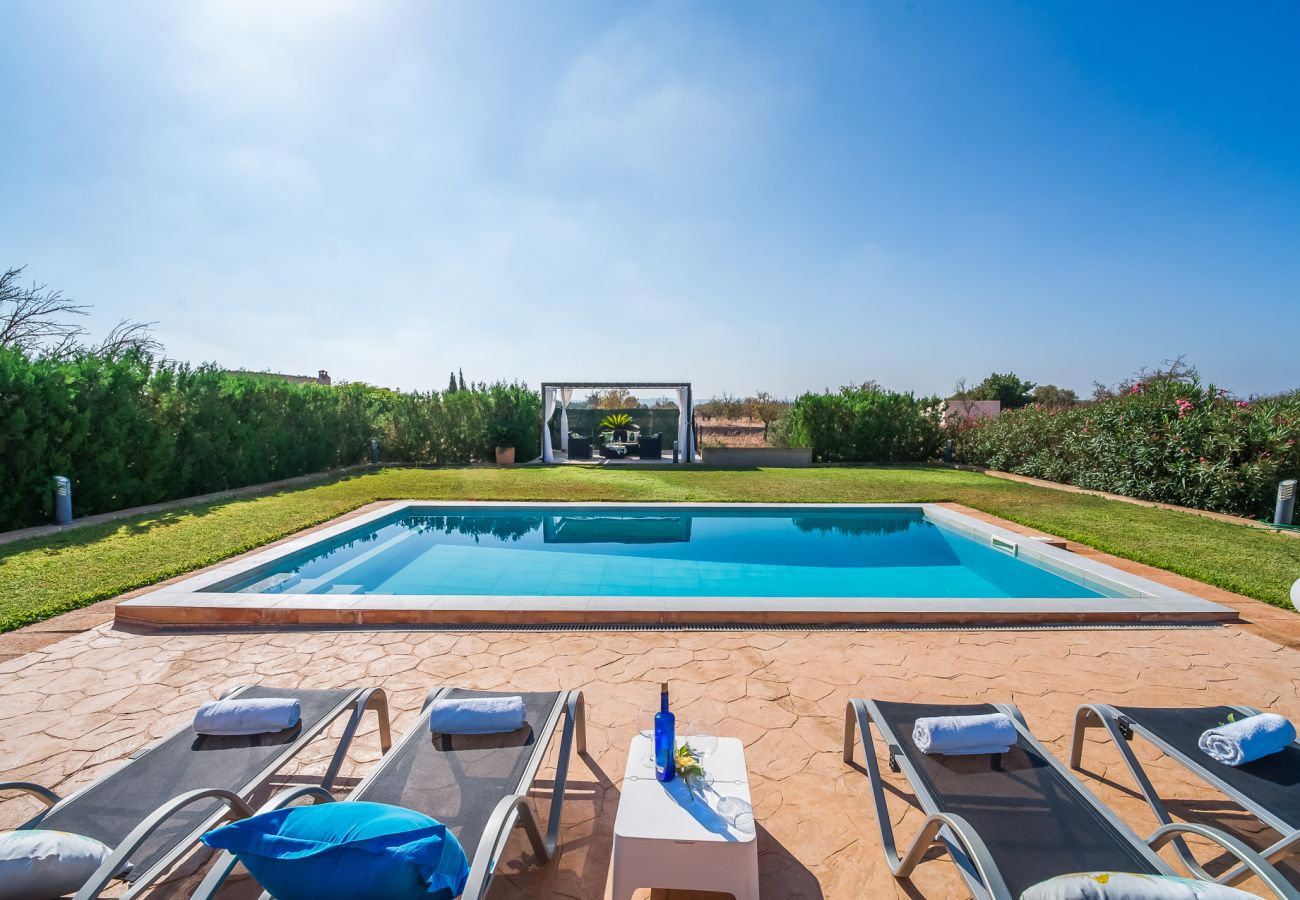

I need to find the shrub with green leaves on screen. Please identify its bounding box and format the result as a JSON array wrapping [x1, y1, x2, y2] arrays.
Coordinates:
[[953, 376, 1300, 518], [0, 347, 541, 530], [787, 386, 944, 463]]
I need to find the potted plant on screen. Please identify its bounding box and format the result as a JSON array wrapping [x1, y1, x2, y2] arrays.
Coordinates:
[[489, 423, 515, 465], [600, 412, 634, 443]]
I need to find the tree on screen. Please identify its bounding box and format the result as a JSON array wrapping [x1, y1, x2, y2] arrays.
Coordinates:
[[447, 372, 458, 394], [458, 368, 466, 392], [1031, 384, 1078, 408], [585, 388, 637, 408], [1, 266, 158, 359], [747, 392, 789, 439], [971, 372, 1036, 409], [0, 266, 89, 353], [96, 319, 162, 359]]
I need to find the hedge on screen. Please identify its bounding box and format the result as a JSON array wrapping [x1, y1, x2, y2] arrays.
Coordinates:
[[953, 377, 1300, 518], [0, 347, 540, 531], [787, 386, 945, 463]]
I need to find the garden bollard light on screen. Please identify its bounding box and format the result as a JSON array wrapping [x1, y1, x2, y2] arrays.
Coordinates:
[[370, 437, 379, 465], [1276, 479, 1297, 527], [52, 475, 72, 526]]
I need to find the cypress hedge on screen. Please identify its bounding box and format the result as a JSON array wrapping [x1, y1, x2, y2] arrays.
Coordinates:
[[0, 347, 540, 530]]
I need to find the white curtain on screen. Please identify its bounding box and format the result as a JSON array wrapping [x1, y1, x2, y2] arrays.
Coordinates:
[[675, 386, 691, 463], [542, 387, 558, 462], [559, 388, 573, 451]]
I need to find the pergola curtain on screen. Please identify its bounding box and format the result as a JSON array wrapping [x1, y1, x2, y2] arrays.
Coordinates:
[[542, 387, 558, 463], [675, 386, 692, 462], [559, 388, 573, 451]]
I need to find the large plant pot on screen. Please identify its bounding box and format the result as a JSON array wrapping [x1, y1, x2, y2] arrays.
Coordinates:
[[495, 447, 516, 465]]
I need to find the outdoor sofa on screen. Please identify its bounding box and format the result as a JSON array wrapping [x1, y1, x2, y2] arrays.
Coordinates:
[[567, 435, 592, 459], [191, 686, 586, 900], [0, 683, 391, 900], [636, 433, 663, 459], [844, 698, 1299, 899]]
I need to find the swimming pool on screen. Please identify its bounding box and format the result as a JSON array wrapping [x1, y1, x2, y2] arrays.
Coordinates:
[[116, 502, 1234, 627], [214, 506, 1111, 599]]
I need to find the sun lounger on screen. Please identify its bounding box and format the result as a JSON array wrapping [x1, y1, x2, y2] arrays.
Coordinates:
[[844, 699, 1299, 899], [192, 686, 586, 900], [1072, 702, 1300, 883], [0, 684, 391, 900]]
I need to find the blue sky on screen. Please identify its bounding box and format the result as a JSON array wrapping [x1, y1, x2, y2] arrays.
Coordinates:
[[2, 1, 1297, 397]]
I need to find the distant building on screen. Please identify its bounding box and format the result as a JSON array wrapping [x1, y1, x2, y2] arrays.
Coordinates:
[[224, 368, 332, 386], [941, 398, 1000, 427]]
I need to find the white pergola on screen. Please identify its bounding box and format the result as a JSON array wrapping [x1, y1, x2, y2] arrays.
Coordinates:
[[540, 381, 695, 464]]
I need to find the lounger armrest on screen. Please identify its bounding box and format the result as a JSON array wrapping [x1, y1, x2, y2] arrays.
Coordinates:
[[0, 780, 60, 810], [1147, 823, 1300, 900], [463, 794, 549, 900], [321, 687, 393, 789], [72, 788, 256, 900], [187, 786, 337, 900], [901, 813, 1011, 899]]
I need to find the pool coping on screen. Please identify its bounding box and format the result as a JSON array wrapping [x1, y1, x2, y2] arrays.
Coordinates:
[[113, 502, 1237, 628]]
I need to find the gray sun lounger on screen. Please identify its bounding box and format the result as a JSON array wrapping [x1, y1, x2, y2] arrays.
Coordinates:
[[192, 686, 586, 900], [1073, 702, 1300, 884], [0, 684, 391, 900], [845, 699, 1300, 900]]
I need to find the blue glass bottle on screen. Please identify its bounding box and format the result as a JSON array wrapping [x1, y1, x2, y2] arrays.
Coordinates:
[[653, 681, 675, 782]]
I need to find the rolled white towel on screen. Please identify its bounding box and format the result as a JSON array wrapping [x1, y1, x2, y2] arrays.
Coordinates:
[[913, 713, 1016, 756], [194, 698, 301, 736], [1199, 713, 1296, 767], [429, 696, 526, 735]]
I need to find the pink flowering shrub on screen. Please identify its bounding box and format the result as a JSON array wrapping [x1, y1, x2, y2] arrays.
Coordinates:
[[953, 377, 1300, 517]]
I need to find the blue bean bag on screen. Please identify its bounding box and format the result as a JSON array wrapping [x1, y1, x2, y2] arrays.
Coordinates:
[[202, 802, 468, 900]]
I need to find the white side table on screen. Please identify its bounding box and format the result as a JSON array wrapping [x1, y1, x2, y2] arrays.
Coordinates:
[[609, 734, 759, 899]]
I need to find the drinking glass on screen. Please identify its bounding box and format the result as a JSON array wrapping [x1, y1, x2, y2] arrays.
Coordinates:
[[715, 796, 755, 834], [634, 706, 656, 768], [685, 720, 719, 771]]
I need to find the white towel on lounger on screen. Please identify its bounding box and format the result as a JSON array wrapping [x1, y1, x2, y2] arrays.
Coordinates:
[[1199, 713, 1296, 767], [913, 713, 1016, 756], [194, 698, 301, 736], [429, 697, 526, 735]]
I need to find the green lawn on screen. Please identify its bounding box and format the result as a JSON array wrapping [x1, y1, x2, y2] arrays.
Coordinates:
[[2, 465, 1297, 633]]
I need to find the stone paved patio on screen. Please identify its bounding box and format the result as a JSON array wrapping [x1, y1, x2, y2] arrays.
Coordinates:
[[4, 621, 1300, 898]]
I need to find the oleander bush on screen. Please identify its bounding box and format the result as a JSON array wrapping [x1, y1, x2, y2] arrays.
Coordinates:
[[787, 385, 944, 463], [953, 376, 1300, 518], [0, 346, 540, 530]]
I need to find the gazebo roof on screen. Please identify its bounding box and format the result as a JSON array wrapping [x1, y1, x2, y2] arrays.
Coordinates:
[[540, 381, 690, 390]]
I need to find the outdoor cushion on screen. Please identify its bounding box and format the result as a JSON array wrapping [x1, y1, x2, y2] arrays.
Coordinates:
[[0, 829, 129, 900], [202, 801, 468, 900], [1020, 871, 1257, 899]]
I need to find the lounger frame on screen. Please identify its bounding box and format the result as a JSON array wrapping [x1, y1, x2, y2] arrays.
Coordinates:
[[845, 698, 1300, 900], [190, 685, 586, 900], [0, 684, 391, 900], [1072, 702, 1300, 883]]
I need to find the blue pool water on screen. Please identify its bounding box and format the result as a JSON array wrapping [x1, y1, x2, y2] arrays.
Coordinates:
[[215, 506, 1115, 599]]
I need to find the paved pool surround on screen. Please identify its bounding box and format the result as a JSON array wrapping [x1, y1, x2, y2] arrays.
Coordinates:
[[114, 502, 1235, 629]]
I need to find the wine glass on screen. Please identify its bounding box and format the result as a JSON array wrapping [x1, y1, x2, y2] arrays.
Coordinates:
[[685, 720, 719, 775], [634, 706, 656, 768]]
